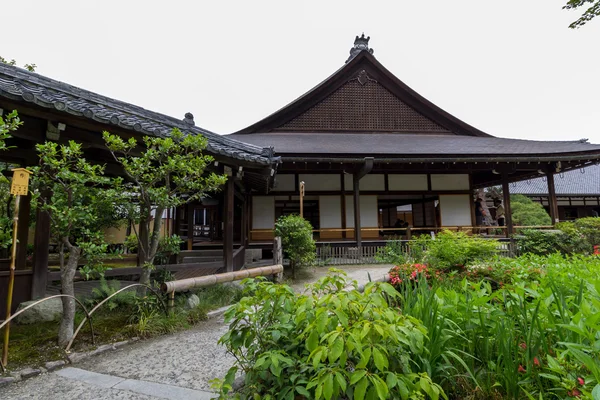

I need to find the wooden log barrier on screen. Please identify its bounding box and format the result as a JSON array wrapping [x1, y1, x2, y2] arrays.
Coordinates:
[[161, 264, 284, 294]]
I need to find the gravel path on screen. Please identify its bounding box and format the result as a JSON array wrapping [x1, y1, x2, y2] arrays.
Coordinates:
[[0, 264, 392, 399]]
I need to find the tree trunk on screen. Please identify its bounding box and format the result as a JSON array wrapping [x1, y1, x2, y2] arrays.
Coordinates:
[[58, 245, 81, 347]]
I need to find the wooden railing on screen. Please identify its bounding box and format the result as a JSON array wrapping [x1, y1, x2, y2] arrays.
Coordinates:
[[314, 238, 516, 266]]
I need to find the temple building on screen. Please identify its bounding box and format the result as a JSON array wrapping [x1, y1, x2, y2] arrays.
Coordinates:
[[2, 34, 600, 316], [228, 34, 600, 245]]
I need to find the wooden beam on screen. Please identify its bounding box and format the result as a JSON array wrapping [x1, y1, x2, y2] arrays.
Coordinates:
[[187, 203, 194, 250], [352, 157, 374, 248], [223, 177, 234, 272]]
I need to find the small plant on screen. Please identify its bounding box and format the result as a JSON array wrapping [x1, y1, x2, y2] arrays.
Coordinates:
[[215, 270, 445, 399], [424, 230, 498, 270], [375, 239, 410, 265], [274, 214, 316, 279]]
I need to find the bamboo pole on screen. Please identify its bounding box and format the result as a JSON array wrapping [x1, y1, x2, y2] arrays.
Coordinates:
[[161, 264, 284, 293], [3, 195, 21, 366]]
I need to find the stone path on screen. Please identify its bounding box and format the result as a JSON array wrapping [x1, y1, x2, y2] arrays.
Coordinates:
[[0, 264, 391, 399]]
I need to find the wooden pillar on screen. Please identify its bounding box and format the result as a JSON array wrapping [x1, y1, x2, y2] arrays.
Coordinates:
[[502, 172, 514, 238], [340, 174, 346, 239], [186, 203, 194, 250], [353, 174, 361, 248], [223, 177, 234, 272], [15, 194, 31, 270], [31, 191, 50, 299], [546, 170, 559, 225], [241, 194, 248, 247]]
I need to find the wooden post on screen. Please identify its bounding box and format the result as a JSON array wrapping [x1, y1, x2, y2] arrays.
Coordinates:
[[224, 177, 234, 272], [546, 169, 559, 225], [31, 190, 51, 299], [15, 194, 31, 270], [353, 174, 362, 249], [299, 181, 305, 218], [241, 194, 248, 247], [186, 203, 194, 251], [502, 172, 514, 245], [273, 237, 283, 283]]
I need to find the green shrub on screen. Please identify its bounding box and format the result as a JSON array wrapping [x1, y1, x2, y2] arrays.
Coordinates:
[[375, 239, 410, 265], [216, 270, 445, 400], [424, 230, 498, 270], [516, 229, 565, 255], [275, 214, 316, 279], [510, 194, 552, 226]]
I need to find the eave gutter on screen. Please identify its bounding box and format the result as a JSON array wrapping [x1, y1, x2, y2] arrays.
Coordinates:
[[281, 154, 600, 164]]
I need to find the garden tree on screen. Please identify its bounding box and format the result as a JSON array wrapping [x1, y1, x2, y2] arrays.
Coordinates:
[[103, 128, 227, 288], [274, 214, 316, 279], [0, 110, 23, 250], [564, 0, 600, 28], [34, 140, 126, 347], [0, 56, 36, 72], [510, 194, 552, 226]]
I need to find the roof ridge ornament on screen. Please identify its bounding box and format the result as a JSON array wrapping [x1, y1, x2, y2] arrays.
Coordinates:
[[183, 112, 195, 126], [345, 33, 374, 63]]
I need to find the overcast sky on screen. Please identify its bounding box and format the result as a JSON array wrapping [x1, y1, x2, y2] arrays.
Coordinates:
[[4, 1, 599, 143]]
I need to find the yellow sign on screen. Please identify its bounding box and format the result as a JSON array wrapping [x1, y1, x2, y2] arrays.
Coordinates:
[[10, 168, 32, 196]]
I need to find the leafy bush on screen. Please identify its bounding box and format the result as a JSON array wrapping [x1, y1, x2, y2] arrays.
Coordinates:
[[510, 194, 552, 226], [516, 229, 566, 256], [375, 239, 410, 265], [216, 270, 444, 399], [424, 230, 498, 270], [275, 214, 316, 279], [517, 218, 600, 256]]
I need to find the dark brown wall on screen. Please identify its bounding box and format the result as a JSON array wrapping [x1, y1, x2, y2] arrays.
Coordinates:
[[0, 269, 33, 319]]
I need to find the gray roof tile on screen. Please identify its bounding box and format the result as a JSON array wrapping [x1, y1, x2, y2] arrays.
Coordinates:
[[0, 64, 277, 166], [512, 164, 600, 195]]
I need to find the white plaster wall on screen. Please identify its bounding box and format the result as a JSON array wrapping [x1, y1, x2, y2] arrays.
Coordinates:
[[272, 174, 295, 191], [344, 174, 353, 191], [439, 195, 472, 226], [298, 174, 341, 191], [319, 196, 342, 228], [360, 174, 385, 191], [345, 195, 378, 228], [388, 174, 428, 191], [252, 196, 275, 229], [431, 174, 469, 191]]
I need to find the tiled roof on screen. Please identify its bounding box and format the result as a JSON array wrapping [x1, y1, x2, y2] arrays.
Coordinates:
[[226, 132, 600, 159], [0, 64, 277, 166], [512, 164, 600, 195]]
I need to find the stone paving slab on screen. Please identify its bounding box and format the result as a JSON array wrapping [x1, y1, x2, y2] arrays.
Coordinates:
[[55, 367, 125, 389], [114, 378, 213, 400], [0, 373, 156, 399]]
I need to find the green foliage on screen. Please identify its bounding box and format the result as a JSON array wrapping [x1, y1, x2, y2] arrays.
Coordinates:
[[375, 239, 410, 265], [34, 140, 125, 269], [0, 56, 36, 72], [388, 253, 600, 399], [517, 217, 600, 256], [275, 214, 316, 278], [563, 0, 600, 28], [0, 110, 23, 249], [510, 194, 552, 227], [103, 128, 227, 283], [216, 270, 444, 399], [423, 230, 498, 270], [155, 234, 183, 265]]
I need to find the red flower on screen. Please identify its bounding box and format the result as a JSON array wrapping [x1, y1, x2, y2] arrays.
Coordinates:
[[533, 357, 540, 367], [567, 388, 581, 397], [519, 342, 526, 350], [577, 377, 585, 386], [518, 365, 526, 373]]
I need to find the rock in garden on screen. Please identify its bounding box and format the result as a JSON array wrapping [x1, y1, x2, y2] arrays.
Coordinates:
[[185, 294, 200, 309], [15, 298, 63, 325]]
